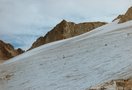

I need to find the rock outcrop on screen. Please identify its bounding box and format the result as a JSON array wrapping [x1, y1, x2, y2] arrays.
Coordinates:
[[88, 78, 132, 90], [29, 20, 106, 50], [0, 40, 24, 60], [114, 6, 132, 23]]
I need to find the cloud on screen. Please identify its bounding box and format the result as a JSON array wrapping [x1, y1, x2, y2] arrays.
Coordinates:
[[0, 0, 131, 50]]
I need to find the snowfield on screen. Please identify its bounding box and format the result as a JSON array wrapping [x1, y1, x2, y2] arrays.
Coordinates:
[[0, 20, 132, 90]]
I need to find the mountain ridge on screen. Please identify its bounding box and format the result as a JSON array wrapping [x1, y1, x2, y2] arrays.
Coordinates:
[[29, 20, 106, 50], [114, 6, 132, 23]]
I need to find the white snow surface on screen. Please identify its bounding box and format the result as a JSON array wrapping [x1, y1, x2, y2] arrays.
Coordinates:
[[0, 20, 132, 90]]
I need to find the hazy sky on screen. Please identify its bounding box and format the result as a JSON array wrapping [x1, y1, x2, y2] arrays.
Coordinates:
[[0, 0, 131, 50]]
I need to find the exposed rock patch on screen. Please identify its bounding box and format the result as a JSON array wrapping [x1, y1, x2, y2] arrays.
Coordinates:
[[88, 78, 132, 90]]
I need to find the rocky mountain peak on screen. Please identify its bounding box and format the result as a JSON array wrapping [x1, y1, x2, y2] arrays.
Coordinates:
[[114, 6, 132, 23], [0, 40, 24, 60], [29, 20, 106, 50], [60, 19, 68, 24], [126, 6, 132, 14]]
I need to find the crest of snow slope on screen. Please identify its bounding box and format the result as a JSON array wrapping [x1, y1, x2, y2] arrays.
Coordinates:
[[0, 20, 132, 90]]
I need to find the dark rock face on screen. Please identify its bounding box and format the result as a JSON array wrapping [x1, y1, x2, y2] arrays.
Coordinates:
[[114, 7, 132, 23], [0, 40, 24, 60], [29, 20, 106, 50]]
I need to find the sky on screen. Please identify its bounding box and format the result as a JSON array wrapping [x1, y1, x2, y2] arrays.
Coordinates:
[[0, 0, 131, 50]]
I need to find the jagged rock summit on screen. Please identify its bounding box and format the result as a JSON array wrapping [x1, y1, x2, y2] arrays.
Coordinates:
[[29, 20, 106, 50], [114, 6, 132, 23], [0, 40, 24, 60]]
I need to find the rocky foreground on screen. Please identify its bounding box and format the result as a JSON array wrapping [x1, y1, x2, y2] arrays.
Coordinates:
[[88, 79, 132, 90]]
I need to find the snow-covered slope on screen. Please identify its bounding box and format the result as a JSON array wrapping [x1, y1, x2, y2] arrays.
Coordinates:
[[0, 20, 132, 90]]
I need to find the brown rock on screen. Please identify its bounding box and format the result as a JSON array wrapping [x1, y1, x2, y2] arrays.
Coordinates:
[[29, 20, 106, 50], [114, 6, 132, 23], [0, 40, 24, 60], [88, 79, 132, 90]]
